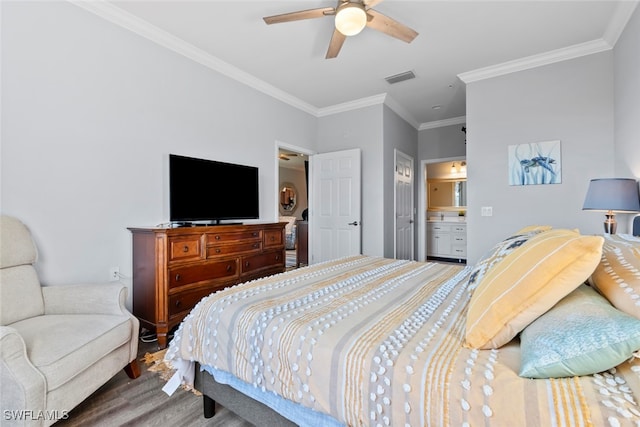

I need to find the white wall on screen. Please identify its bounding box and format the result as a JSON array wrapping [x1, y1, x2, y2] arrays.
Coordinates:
[[1, 2, 316, 303], [466, 51, 615, 263], [418, 124, 467, 161], [614, 6, 640, 179], [317, 105, 385, 257]]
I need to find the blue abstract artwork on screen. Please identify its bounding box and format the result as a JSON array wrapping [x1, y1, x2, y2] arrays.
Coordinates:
[[508, 140, 562, 186]]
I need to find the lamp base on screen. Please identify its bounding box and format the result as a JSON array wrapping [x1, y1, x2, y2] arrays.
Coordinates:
[[604, 212, 617, 235]]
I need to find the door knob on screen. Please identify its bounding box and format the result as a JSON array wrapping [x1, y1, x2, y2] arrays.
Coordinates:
[[348, 221, 359, 226]]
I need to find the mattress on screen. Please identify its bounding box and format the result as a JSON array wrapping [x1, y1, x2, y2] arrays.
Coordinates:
[[165, 255, 640, 426]]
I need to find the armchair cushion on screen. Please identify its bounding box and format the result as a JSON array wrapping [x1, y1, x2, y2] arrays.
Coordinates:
[[11, 314, 133, 391]]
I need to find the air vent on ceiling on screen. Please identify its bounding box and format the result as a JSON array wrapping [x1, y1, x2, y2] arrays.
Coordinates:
[[385, 70, 416, 85]]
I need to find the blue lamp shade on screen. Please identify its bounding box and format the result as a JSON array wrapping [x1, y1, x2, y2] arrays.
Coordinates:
[[583, 178, 640, 234], [583, 178, 640, 212]]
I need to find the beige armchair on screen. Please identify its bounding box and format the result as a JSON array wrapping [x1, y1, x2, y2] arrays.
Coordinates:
[[0, 215, 140, 426]]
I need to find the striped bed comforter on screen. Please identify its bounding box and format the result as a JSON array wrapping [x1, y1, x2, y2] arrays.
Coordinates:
[[166, 255, 640, 426]]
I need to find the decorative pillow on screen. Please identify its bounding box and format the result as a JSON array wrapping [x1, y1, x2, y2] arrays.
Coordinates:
[[519, 284, 640, 378], [467, 225, 552, 291], [465, 229, 604, 349], [589, 234, 640, 319]]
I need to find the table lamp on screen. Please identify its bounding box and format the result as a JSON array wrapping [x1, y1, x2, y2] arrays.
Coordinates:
[[582, 178, 640, 234]]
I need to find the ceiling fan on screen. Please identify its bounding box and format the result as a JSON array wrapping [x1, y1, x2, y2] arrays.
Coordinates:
[[279, 152, 303, 161], [263, 0, 418, 59]]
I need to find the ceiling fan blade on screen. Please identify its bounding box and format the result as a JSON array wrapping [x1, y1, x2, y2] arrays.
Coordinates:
[[366, 9, 418, 43], [263, 7, 335, 25], [363, 0, 385, 8], [326, 29, 347, 59]]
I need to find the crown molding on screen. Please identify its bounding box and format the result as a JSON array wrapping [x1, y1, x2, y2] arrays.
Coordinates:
[[603, 1, 639, 46], [316, 93, 387, 117], [69, 1, 425, 127], [458, 38, 612, 84], [69, 0, 319, 117], [419, 116, 466, 131]]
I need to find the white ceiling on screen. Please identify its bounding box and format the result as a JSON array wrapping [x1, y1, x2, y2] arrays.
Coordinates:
[[81, 1, 637, 128]]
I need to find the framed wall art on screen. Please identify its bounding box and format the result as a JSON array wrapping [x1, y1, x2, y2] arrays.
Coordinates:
[[508, 140, 562, 186]]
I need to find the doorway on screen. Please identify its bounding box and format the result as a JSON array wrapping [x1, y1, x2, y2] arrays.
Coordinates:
[[417, 157, 467, 261], [276, 142, 313, 269]]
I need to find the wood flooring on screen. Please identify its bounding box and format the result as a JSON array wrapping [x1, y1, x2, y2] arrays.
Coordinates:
[[54, 340, 254, 427]]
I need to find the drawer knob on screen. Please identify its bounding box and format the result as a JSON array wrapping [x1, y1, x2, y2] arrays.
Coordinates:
[[215, 235, 221, 240], [253, 232, 258, 237], [253, 243, 259, 248], [175, 274, 181, 282], [175, 300, 181, 308], [275, 254, 280, 260], [183, 245, 189, 253], [215, 248, 221, 253], [245, 261, 250, 267], [270, 236, 275, 241], [226, 265, 232, 272]]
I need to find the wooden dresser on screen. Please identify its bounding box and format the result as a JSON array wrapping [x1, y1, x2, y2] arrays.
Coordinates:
[[129, 222, 286, 348]]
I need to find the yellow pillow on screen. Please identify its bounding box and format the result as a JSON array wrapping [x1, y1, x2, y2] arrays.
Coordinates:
[[465, 229, 604, 349], [589, 234, 640, 319]]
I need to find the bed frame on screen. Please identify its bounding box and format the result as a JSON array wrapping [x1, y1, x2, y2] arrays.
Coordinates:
[[195, 363, 297, 427]]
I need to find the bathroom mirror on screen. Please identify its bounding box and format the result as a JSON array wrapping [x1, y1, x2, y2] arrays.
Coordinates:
[[280, 184, 297, 212], [427, 179, 467, 210]]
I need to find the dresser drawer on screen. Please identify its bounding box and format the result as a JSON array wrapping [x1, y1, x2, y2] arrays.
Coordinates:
[[169, 236, 203, 262], [263, 229, 284, 248], [428, 223, 452, 232], [169, 285, 226, 318], [452, 246, 467, 257], [241, 250, 284, 274], [206, 241, 261, 258], [169, 259, 238, 289], [452, 234, 467, 244], [207, 230, 261, 244]]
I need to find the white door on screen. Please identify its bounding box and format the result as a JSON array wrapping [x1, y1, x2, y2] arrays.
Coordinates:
[[310, 149, 361, 264], [395, 150, 414, 260]]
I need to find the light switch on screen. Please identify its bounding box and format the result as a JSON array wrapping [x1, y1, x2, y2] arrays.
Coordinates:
[[481, 207, 493, 217]]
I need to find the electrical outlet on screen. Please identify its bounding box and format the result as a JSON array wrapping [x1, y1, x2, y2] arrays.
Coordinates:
[[109, 267, 120, 282]]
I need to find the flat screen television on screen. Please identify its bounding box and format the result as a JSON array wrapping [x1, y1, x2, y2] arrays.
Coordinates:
[[169, 154, 259, 224]]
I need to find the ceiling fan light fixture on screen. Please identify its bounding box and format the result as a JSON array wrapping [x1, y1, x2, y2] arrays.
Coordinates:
[[335, 3, 367, 36]]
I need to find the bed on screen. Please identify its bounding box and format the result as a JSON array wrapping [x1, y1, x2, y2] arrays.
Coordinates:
[[164, 227, 640, 426]]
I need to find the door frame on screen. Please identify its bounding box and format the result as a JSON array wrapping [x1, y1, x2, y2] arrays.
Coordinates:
[[274, 141, 315, 254], [417, 156, 466, 261]]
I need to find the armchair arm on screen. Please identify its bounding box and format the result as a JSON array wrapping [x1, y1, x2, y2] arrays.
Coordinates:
[[42, 283, 129, 316], [1, 326, 46, 416]]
